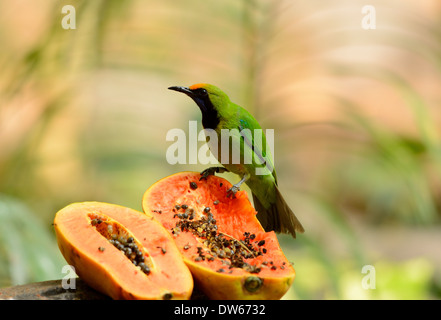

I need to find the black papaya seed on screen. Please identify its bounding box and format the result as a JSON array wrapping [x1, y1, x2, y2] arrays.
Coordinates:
[[190, 182, 198, 190]]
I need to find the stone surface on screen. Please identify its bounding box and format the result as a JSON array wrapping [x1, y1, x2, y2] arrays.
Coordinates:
[[0, 278, 109, 300], [0, 278, 208, 300]]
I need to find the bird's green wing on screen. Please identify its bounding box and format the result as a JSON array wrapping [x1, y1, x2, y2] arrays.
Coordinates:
[[237, 108, 278, 183]]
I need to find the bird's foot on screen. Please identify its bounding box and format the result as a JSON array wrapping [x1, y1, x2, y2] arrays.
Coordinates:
[[199, 167, 227, 181], [226, 185, 240, 198]]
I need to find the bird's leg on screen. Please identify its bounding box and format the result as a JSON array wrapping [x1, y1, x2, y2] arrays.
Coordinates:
[[199, 167, 229, 181], [226, 173, 250, 198]]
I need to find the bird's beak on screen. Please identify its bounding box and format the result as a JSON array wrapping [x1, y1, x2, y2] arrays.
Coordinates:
[[168, 86, 194, 97]]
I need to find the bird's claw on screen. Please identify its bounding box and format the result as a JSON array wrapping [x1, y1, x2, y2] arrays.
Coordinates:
[[200, 167, 227, 181], [199, 168, 217, 181], [226, 185, 240, 198]]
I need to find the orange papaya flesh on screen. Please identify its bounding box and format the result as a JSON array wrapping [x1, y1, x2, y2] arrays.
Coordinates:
[[142, 172, 295, 300], [54, 201, 193, 300]]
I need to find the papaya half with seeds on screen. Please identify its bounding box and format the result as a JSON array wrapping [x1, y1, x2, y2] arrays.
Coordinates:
[[142, 172, 296, 300], [54, 201, 193, 300]]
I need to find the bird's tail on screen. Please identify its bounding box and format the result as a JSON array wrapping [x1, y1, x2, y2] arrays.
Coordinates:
[[253, 187, 304, 238]]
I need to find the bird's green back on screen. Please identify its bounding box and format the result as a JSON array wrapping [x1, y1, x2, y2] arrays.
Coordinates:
[[190, 83, 278, 183], [233, 103, 277, 184]]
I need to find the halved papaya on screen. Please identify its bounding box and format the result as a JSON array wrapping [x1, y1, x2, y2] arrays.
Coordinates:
[[142, 172, 295, 300], [54, 201, 193, 300]]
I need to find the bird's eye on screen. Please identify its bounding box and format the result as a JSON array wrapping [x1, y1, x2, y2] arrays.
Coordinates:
[[199, 88, 208, 96]]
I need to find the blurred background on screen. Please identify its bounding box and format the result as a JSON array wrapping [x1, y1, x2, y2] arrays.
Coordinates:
[[1, 0, 440, 299]]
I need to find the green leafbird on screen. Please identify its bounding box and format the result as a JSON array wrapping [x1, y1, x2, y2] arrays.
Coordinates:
[[168, 83, 304, 238]]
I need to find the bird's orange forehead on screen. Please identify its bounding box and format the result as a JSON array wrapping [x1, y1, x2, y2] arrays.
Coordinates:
[[189, 83, 207, 90]]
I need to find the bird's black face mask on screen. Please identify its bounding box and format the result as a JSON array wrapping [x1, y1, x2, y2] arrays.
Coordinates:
[[168, 86, 219, 129]]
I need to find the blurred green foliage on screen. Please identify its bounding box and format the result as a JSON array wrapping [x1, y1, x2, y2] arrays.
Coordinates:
[[0, 0, 440, 298]]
